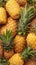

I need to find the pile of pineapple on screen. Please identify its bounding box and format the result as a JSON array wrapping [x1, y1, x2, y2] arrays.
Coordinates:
[[0, 0, 36, 65]]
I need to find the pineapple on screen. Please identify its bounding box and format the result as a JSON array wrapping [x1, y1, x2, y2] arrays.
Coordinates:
[[5, 0, 21, 19], [30, 18, 36, 32], [9, 53, 24, 65], [16, 0, 27, 6], [25, 58, 36, 65], [14, 5, 35, 53], [26, 33, 36, 50], [27, 18, 36, 50], [0, 17, 17, 37], [0, 7, 7, 24], [14, 35, 25, 52], [18, 4, 35, 36], [0, 30, 14, 59], [9, 46, 36, 65]]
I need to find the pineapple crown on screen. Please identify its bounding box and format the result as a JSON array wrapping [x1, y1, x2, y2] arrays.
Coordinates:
[[0, 0, 4, 6], [0, 58, 9, 65], [0, 30, 14, 51], [21, 46, 36, 61], [0, 0, 8, 7], [27, 0, 36, 4], [18, 4, 35, 36]]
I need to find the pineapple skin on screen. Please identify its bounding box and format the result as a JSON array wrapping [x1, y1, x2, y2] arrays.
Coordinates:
[[0, 7, 7, 24], [14, 35, 26, 52], [4, 49, 14, 59], [27, 33, 36, 50], [16, 0, 27, 6], [0, 40, 3, 58], [30, 18, 36, 32], [0, 17, 17, 37], [25, 59, 36, 65], [9, 53, 24, 65], [6, 0, 21, 19]]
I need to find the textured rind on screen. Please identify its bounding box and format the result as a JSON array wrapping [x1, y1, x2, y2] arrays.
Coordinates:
[[6, 0, 21, 19], [0, 7, 7, 24], [27, 33, 36, 50], [0, 17, 17, 37], [14, 35, 26, 52], [9, 53, 24, 65]]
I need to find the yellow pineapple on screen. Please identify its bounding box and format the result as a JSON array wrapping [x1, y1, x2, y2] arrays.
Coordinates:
[[6, 0, 21, 19], [14, 5, 35, 53], [16, 0, 27, 6], [14, 35, 25, 52], [9, 46, 36, 65], [9, 53, 24, 65], [0, 17, 17, 37], [0, 7, 7, 24], [26, 33, 36, 50]]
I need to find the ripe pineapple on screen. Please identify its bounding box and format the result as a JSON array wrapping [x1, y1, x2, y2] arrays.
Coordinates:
[[9, 53, 24, 65], [14, 35, 25, 52], [16, 0, 27, 6], [0, 17, 17, 37], [9, 46, 36, 65], [26, 33, 36, 50], [0, 7, 7, 24], [14, 5, 36, 53], [6, 0, 21, 19], [0, 30, 14, 59]]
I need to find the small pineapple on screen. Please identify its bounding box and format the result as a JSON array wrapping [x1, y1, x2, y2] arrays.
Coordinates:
[[14, 35, 25, 52], [9, 46, 36, 65], [0, 17, 17, 37], [16, 0, 27, 6], [0, 7, 7, 24], [26, 33, 36, 50], [9, 53, 24, 65], [0, 30, 14, 59], [6, 0, 21, 19], [27, 18, 36, 50], [14, 5, 35, 53]]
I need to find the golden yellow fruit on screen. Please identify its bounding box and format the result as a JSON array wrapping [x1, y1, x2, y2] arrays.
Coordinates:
[[0, 7, 7, 24], [6, 0, 21, 19], [16, 0, 27, 6], [14, 35, 26, 52], [0, 17, 17, 37], [26, 33, 36, 50], [9, 53, 24, 65]]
